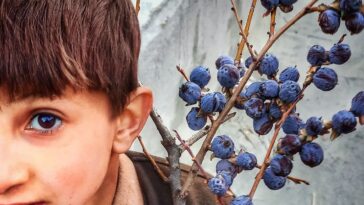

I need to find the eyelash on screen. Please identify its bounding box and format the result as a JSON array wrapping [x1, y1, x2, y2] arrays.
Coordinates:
[[26, 112, 63, 135]]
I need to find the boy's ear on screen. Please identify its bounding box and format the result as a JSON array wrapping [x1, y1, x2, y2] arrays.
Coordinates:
[[112, 87, 153, 154]]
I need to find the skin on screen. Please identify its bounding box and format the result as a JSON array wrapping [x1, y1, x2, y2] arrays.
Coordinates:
[[0, 86, 153, 205]]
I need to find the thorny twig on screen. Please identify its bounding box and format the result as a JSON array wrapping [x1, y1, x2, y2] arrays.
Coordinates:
[[234, 0, 258, 63], [174, 130, 209, 181], [137, 136, 169, 182], [269, 7, 277, 38], [180, 0, 318, 198], [230, 0, 256, 60]]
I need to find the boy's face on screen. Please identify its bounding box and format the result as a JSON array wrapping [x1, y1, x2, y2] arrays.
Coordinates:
[[0, 87, 122, 204]]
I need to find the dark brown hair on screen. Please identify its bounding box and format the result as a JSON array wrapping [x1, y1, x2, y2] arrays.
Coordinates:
[[0, 0, 140, 115]]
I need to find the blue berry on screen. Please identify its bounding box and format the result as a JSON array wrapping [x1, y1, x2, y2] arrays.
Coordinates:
[[258, 53, 279, 77], [299, 142, 324, 167], [186, 107, 207, 131], [190, 66, 211, 88], [260, 80, 279, 99], [253, 113, 274, 135], [332, 110, 357, 134], [179, 82, 201, 105], [244, 98, 266, 119], [217, 64, 240, 88], [345, 12, 364, 35], [350, 91, 364, 117], [231, 195, 253, 205], [269, 102, 282, 120], [278, 134, 302, 156], [261, 0, 280, 11], [279, 0, 297, 6], [201, 92, 226, 113], [270, 154, 293, 177], [279, 66, 300, 82], [305, 117, 323, 136], [245, 56, 253, 68], [313, 67, 338, 91], [279, 80, 301, 103], [318, 9, 341, 34], [208, 175, 228, 196], [263, 167, 286, 190], [211, 135, 235, 159], [245, 82, 263, 98], [340, 0, 362, 14], [218, 171, 234, 187], [282, 114, 304, 135], [307, 45, 327, 66], [329, 43, 351, 65], [216, 159, 238, 178], [215, 55, 234, 69], [236, 152, 257, 170]]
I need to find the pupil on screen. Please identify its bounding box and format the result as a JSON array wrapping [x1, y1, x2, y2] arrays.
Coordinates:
[[38, 114, 56, 129]]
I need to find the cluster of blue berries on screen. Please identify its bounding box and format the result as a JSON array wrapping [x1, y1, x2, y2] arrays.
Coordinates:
[[179, 55, 247, 131], [307, 41, 351, 92], [318, 0, 364, 35], [260, 0, 298, 13], [178, 43, 362, 204], [207, 135, 256, 204]]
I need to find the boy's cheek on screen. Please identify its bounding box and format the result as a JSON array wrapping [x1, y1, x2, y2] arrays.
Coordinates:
[[31, 135, 112, 203]]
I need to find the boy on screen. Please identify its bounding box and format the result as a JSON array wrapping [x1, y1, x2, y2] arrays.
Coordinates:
[[0, 0, 230, 204]]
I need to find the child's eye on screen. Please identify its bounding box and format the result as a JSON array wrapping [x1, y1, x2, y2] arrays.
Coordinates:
[[27, 113, 62, 133]]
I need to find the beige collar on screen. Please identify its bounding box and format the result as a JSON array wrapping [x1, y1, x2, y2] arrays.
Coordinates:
[[112, 154, 144, 205]]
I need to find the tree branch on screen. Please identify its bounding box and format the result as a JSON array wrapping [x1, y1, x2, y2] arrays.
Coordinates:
[[149, 109, 186, 205]]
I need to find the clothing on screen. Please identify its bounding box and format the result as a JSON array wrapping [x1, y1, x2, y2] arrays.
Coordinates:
[[113, 151, 233, 205]]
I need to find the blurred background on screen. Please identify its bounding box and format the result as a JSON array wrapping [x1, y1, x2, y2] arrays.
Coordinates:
[[130, 0, 364, 204]]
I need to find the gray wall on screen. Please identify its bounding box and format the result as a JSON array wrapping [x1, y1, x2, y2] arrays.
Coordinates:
[[132, 0, 364, 204]]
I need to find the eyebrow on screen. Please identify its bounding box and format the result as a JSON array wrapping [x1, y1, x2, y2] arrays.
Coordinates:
[[0, 94, 59, 112]]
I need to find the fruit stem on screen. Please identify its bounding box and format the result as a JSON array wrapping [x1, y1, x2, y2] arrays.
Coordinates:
[[176, 65, 190, 81]]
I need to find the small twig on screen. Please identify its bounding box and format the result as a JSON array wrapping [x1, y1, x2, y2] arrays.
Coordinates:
[[287, 176, 310, 185], [180, 0, 318, 198], [176, 65, 190, 81], [338, 34, 347, 44], [174, 130, 209, 180], [135, 0, 141, 16], [138, 136, 169, 182], [234, 0, 258, 63], [255, 164, 310, 185], [230, 0, 256, 60], [180, 112, 237, 151], [269, 7, 277, 38]]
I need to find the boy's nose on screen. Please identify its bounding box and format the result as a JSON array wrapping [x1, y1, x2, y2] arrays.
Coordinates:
[[0, 164, 30, 194], [0, 146, 30, 194]]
